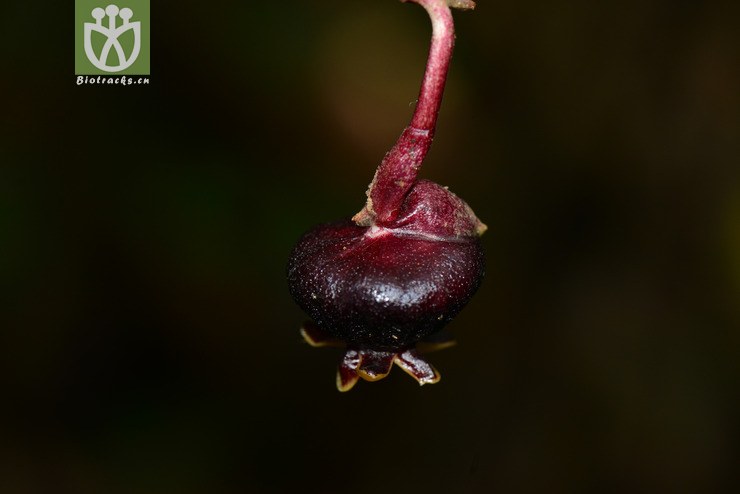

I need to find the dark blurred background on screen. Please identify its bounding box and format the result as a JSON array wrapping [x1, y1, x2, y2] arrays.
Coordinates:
[[2, 1, 739, 492]]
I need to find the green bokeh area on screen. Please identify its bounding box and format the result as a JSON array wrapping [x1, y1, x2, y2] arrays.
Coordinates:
[[75, 0, 150, 75]]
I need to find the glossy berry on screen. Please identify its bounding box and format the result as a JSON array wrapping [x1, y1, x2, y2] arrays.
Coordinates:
[[287, 0, 484, 391]]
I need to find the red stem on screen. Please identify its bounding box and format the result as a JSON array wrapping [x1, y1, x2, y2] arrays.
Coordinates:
[[410, 0, 455, 131], [353, 0, 460, 227]]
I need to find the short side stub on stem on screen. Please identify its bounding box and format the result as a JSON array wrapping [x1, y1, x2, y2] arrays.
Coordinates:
[[444, 0, 476, 11]]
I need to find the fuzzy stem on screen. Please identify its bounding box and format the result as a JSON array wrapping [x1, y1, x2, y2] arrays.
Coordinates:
[[353, 0, 471, 227], [409, 0, 455, 131]]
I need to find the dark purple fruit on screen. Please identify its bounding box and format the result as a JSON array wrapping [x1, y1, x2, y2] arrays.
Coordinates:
[[288, 183, 485, 351], [287, 0, 484, 391]]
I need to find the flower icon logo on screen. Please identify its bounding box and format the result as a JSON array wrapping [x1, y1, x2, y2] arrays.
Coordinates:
[[83, 4, 141, 72]]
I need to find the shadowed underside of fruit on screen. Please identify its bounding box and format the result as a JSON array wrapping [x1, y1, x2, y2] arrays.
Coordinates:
[[287, 0, 485, 391]]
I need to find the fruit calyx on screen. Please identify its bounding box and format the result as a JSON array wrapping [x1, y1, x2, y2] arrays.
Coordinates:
[[301, 321, 448, 391]]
